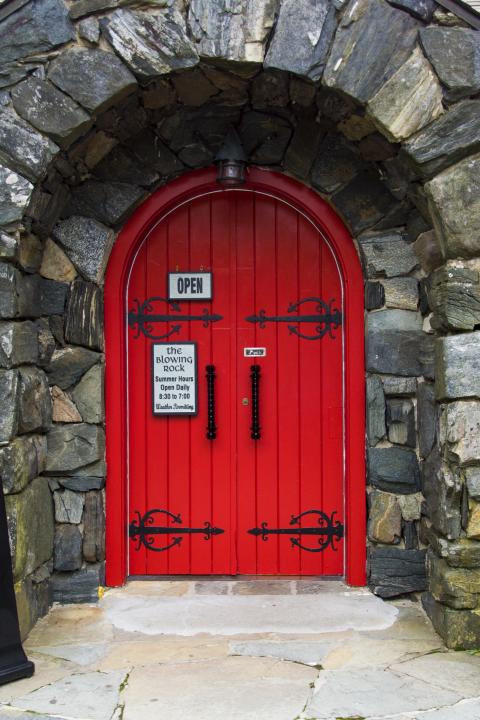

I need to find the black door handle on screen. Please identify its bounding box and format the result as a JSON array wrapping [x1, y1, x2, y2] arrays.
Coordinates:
[[250, 365, 261, 440], [206, 365, 217, 440]]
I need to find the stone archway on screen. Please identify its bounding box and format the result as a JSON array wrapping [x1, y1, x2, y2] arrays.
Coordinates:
[[1, 0, 479, 649]]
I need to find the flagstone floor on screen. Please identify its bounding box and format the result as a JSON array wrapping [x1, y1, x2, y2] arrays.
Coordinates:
[[1, 579, 480, 720]]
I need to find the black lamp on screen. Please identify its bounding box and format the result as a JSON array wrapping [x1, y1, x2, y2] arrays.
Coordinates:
[[215, 127, 247, 187]]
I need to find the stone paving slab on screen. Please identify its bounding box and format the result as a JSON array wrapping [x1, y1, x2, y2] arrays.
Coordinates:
[[387, 697, 480, 720], [390, 651, 480, 696]]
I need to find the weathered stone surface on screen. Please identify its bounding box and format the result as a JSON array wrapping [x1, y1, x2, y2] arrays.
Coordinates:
[[398, 493, 423, 522], [46, 346, 99, 390], [466, 468, 480, 502], [420, 27, 480, 101], [53, 216, 115, 284], [0, 107, 58, 183], [13, 276, 68, 318], [436, 333, 480, 400], [382, 376, 417, 396], [403, 521, 418, 550], [239, 111, 292, 165], [0, 320, 38, 368], [368, 491, 401, 544], [365, 281, 384, 310], [283, 118, 323, 179], [428, 265, 480, 332], [359, 230, 417, 279], [69, 0, 126, 18], [51, 386, 82, 423], [0, 368, 18, 442], [467, 502, 480, 540], [72, 365, 104, 424], [83, 491, 105, 562], [66, 181, 145, 227], [251, 71, 289, 109], [337, 113, 376, 142], [428, 551, 480, 609], [386, 0, 435, 20], [440, 401, 480, 466], [382, 278, 418, 311], [0, 0, 74, 65], [417, 381, 436, 459], [423, 592, 480, 649], [368, 47, 443, 143], [265, 0, 336, 81], [101, 9, 198, 80], [323, 0, 419, 104], [15, 569, 51, 640], [386, 398, 415, 447], [54, 524, 83, 572], [331, 171, 396, 234], [93, 145, 158, 187], [54, 488, 84, 524], [425, 153, 480, 261], [423, 525, 480, 569], [48, 48, 137, 114], [51, 562, 104, 604], [0, 434, 46, 495], [0, 230, 18, 261], [368, 446, 420, 494], [64, 281, 103, 351], [413, 230, 443, 274], [40, 239, 77, 283], [423, 447, 462, 539], [0, 165, 33, 225], [5, 477, 54, 581], [11, 78, 91, 149], [367, 325, 433, 377], [311, 135, 364, 194], [403, 100, 480, 177], [366, 375, 386, 446], [46, 423, 105, 473], [59, 476, 104, 492], [78, 17, 100, 44], [369, 546, 426, 597], [188, 0, 277, 64], [141, 78, 176, 109], [17, 236, 41, 277], [17, 367, 51, 434]]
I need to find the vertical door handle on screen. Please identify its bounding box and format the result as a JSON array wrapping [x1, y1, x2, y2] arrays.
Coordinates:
[[250, 365, 261, 440], [206, 365, 217, 440]]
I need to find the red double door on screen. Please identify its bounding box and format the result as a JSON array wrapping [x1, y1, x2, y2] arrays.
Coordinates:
[[127, 189, 344, 576]]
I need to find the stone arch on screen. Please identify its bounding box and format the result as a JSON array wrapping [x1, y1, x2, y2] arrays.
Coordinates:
[[1, 0, 479, 648]]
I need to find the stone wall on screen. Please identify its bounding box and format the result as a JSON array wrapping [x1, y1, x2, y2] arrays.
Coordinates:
[[0, 0, 479, 648]]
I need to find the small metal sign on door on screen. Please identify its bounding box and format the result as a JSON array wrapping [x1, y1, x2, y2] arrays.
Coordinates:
[[244, 347, 266, 357], [168, 272, 212, 300], [152, 342, 197, 416]]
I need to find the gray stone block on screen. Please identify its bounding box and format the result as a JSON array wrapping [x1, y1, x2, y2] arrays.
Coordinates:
[[422, 591, 480, 649], [284, 118, 323, 180], [413, 230, 443, 275], [0, 321, 38, 367], [66, 181, 145, 227], [365, 281, 385, 310], [11, 78, 92, 148], [72, 364, 104, 424], [0, 107, 58, 182], [435, 333, 480, 400], [51, 562, 104, 604], [0, 164, 33, 225], [422, 447, 462, 540], [420, 27, 480, 101], [59, 477, 105, 492], [311, 134, 364, 194], [239, 111, 292, 165], [265, 0, 336, 81], [5, 477, 54, 581], [54, 489, 85, 524], [53, 216, 115, 284], [54, 524, 83, 572], [323, 0, 419, 103], [382, 376, 417, 396], [331, 171, 397, 234], [465, 468, 480, 502], [368, 446, 420, 494], [428, 266, 480, 332], [83, 491, 105, 563], [440, 401, 480, 466], [369, 546, 426, 598], [386, 0, 435, 20], [403, 100, 480, 177], [368, 491, 401, 544], [0, 434, 46, 495], [78, 17, 100, 44], [17, 367, 51, 434], [425, 153, 480, 260], [93, 146, 158, 187], [366, 375, 386, 446], [46, 423, 105, 473], [0, 230, 18, 261], [48, 48, 137, 114], [386, 398, 416, 447], [101, 8, 198, 80], [65, 281, 103, 351], [367, 328, 434, 378], [382, 278, 418, 311], [0, 368, 18, 442], [47, 346, 99, 390], [251, 71, 289, 110], [359, 230, 417, 279], [417, 381, 436, 459]]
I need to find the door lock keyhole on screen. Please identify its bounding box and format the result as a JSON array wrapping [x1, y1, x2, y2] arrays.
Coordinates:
[[242, 397, 249, 406]]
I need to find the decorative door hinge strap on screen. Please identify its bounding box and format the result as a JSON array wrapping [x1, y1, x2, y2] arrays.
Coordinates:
[[248, 509, 343, 552]]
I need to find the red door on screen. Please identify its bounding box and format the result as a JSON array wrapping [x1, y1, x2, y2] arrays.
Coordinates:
[[126, 189, 344, 576]]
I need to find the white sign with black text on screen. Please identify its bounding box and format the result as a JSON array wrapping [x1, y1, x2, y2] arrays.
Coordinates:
[[152, 342, 197, 416], [168, 272, 212, 300], [243, 347, 267, 357]]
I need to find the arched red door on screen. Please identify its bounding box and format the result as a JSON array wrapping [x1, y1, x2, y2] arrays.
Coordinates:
[[105, 169, 366, 583]]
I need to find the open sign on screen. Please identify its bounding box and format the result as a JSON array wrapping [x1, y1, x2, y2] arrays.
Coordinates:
[[168, 272, 212, 300]]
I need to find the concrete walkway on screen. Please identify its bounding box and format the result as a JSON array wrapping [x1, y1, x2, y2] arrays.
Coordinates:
[[1, 580, 480, 720]]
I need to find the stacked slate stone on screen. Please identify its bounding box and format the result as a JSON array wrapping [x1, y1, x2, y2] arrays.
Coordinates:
[[0, 0, 479, 647]]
